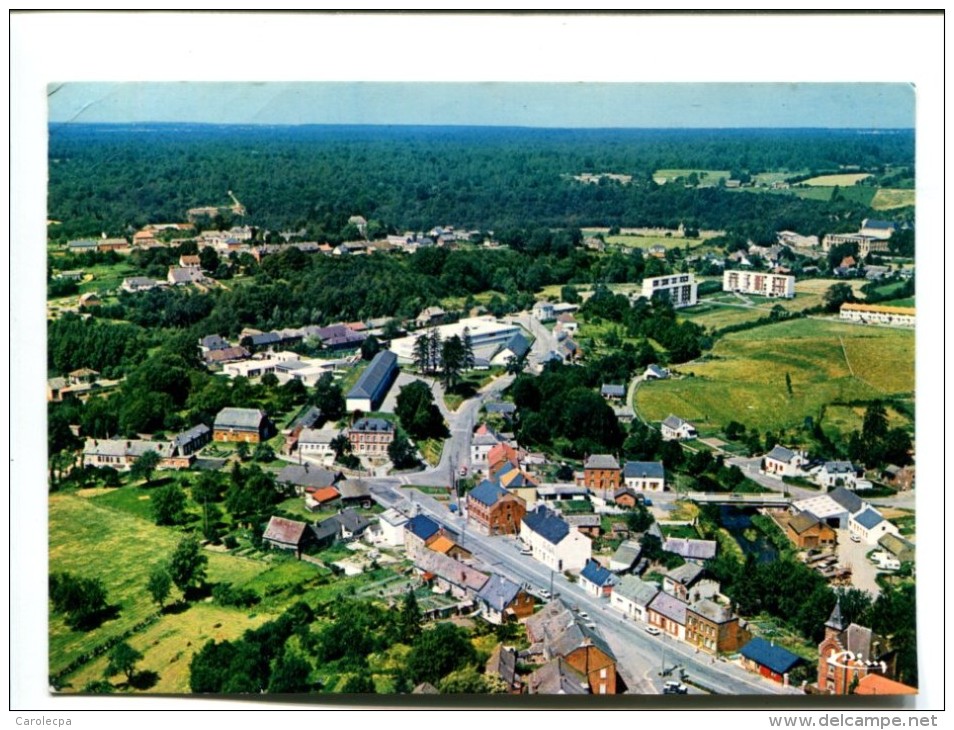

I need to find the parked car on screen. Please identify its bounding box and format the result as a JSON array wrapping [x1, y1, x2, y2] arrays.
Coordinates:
[[850, 534, 861, 543], [519, 547, 532, 556], [645, 625, 661, 636], [663, 681, 688, 695]]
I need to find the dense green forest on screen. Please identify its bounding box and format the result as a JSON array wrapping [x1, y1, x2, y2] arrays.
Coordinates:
[[48, 124, 914, 242]]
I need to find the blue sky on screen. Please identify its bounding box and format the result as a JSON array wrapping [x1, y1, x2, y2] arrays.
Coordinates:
[[47, 82, 914, 128]]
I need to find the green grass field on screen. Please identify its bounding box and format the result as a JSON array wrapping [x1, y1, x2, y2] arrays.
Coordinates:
[[652, 169, 730, 184], [635, 318, 914, 435]]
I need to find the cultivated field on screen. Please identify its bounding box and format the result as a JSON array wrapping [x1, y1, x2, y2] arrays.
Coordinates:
[[635, 318, 914, 435], [801, 173, 872, 186], [871, 188, 915, 210]]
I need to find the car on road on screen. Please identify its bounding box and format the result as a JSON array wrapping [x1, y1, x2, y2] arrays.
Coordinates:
[[850, 534, 861, 543], [645, 625, 661, 636], [577, 610, 589, 619], [663, 681, 688, 695], [519, 547, 532, 556], [539, 589, 552, 599]]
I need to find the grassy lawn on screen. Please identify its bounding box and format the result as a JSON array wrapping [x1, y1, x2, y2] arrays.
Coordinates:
[[880, 297, 915, 308], [635, 318, 913, 435], [418, 438, 444, 467], [652, 169, 731, 184], [871, 188, 915, 210], [679, 302, 769, 331], [801, 173, 873, 186]]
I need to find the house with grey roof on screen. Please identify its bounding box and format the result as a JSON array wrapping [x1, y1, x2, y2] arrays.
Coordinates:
[[346, 350, 398, 413], [491, 332, 531, 367], [685, 598, 748, 654], [661, 414, 697, 441], [849, 507, 899, 546], [347, 417, 395, 458], [527, 657, 588, 695], [83, 438, 178, 471], [647, 591, 689, 640], [172, 424, 211, 456], [622, 460, 666, 491], [600, 383, 626, 401], [276, 463, 340, 496], [878, 533, 915, 564], [763, 445, 809, 477], [609, 539, 642, 573], [610, 575, 659, 622], [485, 644, 522, 694], [414, 549, 490, 601], [520, 505, 592, 573], [815, 461, 859, 488], [212, 407, 274, 443], [792, 486, 866, 530], [121, 276, 161, 293], [199, 334, 230, 352], [167, 266, 205, 286], [644, 364, 670, 380], [662, 563, 706, 601], [476, 574, 535, 625], [663, 537, 717, 562]]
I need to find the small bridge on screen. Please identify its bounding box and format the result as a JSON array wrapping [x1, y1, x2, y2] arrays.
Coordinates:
[[683, 491, 791, 507]]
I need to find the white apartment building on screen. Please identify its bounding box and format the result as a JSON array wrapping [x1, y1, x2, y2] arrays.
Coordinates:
[[641, 273, 698, 308]]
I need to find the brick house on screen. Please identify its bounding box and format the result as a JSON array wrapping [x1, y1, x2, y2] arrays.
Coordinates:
[[466, 479, 527, 536], [213, 407, 274, 443], [476, 574, 536, 624], [685, 599, 748, 655], [347, 417, 394, 457], [581, 454, 621, 497]]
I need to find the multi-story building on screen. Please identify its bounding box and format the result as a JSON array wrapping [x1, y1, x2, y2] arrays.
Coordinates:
[[581, 454, 621, 498], [622, 460, 666, 491], [466, 479, 527, 536], [347, 417, 394, 457], [213, 407, 274, 444], [685, 599, 748, 655], [723, 270, 795, 298], [641, 273, 698, 308], [817, 601, 897, 695], [521, 505, 592, 573]]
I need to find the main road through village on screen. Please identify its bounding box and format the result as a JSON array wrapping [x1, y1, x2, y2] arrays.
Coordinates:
[[359, 327, 800, 696]]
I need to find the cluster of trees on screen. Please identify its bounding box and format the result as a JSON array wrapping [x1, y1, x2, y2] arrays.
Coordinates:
[[580, 286, 710, 364], [49, 572, 112, 630], [510, 362, 623, 458], [394, 381, 447, 442], [49, 124, 913, 242], [411, 329, 475, 390], [846, 401, 914, 468]]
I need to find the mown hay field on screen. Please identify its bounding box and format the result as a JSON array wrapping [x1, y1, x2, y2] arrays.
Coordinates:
[[871, 188, 915, 210], [801, 173, 873, 186], [635, 318, 913, 434]]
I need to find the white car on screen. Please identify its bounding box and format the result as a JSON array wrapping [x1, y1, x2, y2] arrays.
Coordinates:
[[850, 534, 861, 543], [645, 625, 661, 636]]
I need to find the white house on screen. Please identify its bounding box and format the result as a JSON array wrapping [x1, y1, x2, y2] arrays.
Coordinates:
[[622, 461, 666, 491], [814, 461, 859, 489], [297, 428, 340, 466], [849, 507, 900, 546], [532, 300, 555, 322], [376, 508, 409, 547], [578, 560, 618, 598], [470, 424, 504, 470], [661, 415, 697, 441], [520, 505, 592, 573], [610, 575, 659, 623], [763, 445, 809, 478]]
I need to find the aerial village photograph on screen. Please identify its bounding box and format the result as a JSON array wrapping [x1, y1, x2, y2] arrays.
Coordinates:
[[11, 11, 943, 720]]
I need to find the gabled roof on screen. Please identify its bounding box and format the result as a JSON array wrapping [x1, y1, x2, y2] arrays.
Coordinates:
[[501, 332, 531, 358], [277, 464, 338, 489], [262, 516, 310, 546], [623, 461, 665, 479], [645, 364, 669, 378], [335, 508, 371, 534], [788, 512, 822, 534], [200, 334, 230, 350], [415, 550, 489, 593], [477, 574, 522, 612], [309, 486, 341, 504], [484, 401, 517, 415], [878, 533, 914, 559], [407, 514, 441, 541], [854, 674, 917, 696], [549, 621, 615, 664], [528, 657, 588, 695], [580, 560, 617, 588], [662, 414, 687, 430], [337, 479, 371, 500], [688, 598, 734, 625], [298, 427, 340, 445], [663, 537, 717, 560], [823, 461, 856, 475], [612, 575, 659, 606], [522, 506, 570, 545], [600, 384, 626, 398], [499, 468, 536, 489], [289, 406, 323, 431], [205, 346, 250, 363], [427, 535, 456, 555], [739, 637, 802, 675], [853, 508, 885, 530], [469, 479, 508, 507], [347, 350, 397, 400], [765, 445, 796, 463], [172, 424, 210, 449], [666, 562, 704, 586], [829, 486, 864, 514], [584, 454, 620, 471], [610, 540, 642, 569], [214, 407, 267, 430], [378, 508, 408, 528], [648, 592, 688, 625]]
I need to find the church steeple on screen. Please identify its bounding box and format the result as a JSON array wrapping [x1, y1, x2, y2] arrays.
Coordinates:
[[825, 597, 847, 638]]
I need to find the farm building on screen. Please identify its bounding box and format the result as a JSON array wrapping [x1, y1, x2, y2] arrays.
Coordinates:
[[739, 637, 803, 684], [213, 407, 274, 443]]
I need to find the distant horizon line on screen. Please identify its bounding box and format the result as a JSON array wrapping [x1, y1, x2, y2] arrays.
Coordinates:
[[47, 121, 914, 132]]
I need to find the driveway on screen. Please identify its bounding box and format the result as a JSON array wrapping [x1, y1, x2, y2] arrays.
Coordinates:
[[835, 528, 883, 597]]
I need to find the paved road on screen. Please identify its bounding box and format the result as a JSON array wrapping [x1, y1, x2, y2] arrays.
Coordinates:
[[369, 480, 799, 696]]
